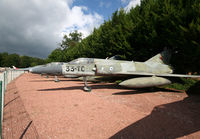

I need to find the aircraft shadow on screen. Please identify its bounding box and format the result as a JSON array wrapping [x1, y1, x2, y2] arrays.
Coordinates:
[[30, 79, 80, 82], [38, 86, 83, 91], [112, 88, 181, 95], [38, 83, 181, 96], [109, 96, 200, 139], [38, 84, 122, 91], [30, 80, 57, 82]]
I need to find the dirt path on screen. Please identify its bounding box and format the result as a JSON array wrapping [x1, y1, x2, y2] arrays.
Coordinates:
[[3, 73, 200, 138]]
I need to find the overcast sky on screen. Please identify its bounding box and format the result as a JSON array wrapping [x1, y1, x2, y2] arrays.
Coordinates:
[[0, 0, 140, 58]]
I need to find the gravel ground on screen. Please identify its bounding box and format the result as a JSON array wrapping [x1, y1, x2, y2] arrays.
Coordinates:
[[2, 73, 200, 139], [2, 77, 39, 139]]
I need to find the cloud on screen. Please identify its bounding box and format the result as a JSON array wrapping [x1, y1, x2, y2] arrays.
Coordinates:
[[124, 0, 141, 11], [63, 6, 103, 37], [0, 0, 103, 58], [121, 0, 127, 4], [99, 1, 111, 8]]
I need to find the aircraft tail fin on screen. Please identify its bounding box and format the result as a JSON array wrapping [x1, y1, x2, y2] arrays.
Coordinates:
[[145, 48, 172, 65], [12, 66, 18, 70]]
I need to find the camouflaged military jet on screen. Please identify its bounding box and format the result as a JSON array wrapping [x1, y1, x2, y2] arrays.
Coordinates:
[[30, 62, 64, 75], [61, 49, 200, 92], [12, 66, 33, 72], [30, 62, 66, 82], [30, 56, 123, 81]]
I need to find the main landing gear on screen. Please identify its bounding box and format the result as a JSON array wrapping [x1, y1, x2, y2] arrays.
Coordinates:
[[83, 76, 91, 92], [54, 75, 60, 82]]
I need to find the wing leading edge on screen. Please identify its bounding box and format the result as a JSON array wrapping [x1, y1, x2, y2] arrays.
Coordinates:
[[114, 71, 200, 78]]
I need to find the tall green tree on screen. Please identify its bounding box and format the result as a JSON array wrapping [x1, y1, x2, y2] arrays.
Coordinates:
[[49, 0, 200, 73], [2, 54, 20, 67], [20, 56, 31, 68], [0, 52, 46, 67], [47, 48, 64, 62], [60, 30, 83, 49]]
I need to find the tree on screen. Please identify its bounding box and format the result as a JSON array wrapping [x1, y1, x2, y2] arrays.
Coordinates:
[[48, 0, 200, 73], [0, 52, 46, 67], [3, 54, 20, 67], [20, 56, 31, 68], [60, 30, 83, 49], [47, 48, 64, 62]]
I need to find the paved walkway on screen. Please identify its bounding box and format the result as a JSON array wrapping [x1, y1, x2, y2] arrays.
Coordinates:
[[2, 73, 200, 138]]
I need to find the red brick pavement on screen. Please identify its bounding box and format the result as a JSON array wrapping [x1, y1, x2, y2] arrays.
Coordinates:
[[2, 73, 200, 139], [2, 79, 39, 139]]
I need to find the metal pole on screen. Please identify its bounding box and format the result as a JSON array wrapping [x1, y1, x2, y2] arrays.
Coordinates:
[[3, 73, 5, 93], [1, 73, 5, 123], [5, 71, 7, 88], [0, 81, 2, 139], [11, 70, 12, 81]]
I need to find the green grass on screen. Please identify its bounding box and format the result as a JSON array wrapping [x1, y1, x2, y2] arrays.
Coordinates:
[[163, 78, 198, 91]]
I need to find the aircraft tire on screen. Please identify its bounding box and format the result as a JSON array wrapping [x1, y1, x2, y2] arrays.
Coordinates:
[[83, 86, 91, 92]]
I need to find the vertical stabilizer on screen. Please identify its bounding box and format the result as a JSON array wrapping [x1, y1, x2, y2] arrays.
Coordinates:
[[12, 66, 18, 70], [145, 48, 172, 65]]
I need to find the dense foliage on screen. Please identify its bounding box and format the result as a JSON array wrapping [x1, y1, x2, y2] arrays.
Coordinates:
[[50, 0, 200, 73], [47, 31, 83, 62], [0, 52, 46, 68]]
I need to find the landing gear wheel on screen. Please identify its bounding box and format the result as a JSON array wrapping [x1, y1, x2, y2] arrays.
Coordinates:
[[83, 86, 91, 92], [83, 76, 92, 92], [54, 79, 60, 82], [54, 76, 60, 82]]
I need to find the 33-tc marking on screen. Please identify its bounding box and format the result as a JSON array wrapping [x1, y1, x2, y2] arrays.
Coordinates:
[[66, 66, 85, 72]]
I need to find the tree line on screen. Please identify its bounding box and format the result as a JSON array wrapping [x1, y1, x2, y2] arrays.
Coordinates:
[[48, 0, 200, 74], [1, 0, 199, 74], [0, 52, 46, 68]]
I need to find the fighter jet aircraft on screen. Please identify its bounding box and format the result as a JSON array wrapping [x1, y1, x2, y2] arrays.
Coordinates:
[[12, 66, 33, 72], [30, 62, 64, 75], [30, 62, 65, 82], [30, 56, 122, 79], [60, 49, 200, 91]]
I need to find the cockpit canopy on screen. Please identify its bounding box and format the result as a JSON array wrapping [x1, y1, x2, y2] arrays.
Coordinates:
[[108, 55, 123, 60], [68, 58, 94, 64], [41, 62, 64, 67]]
